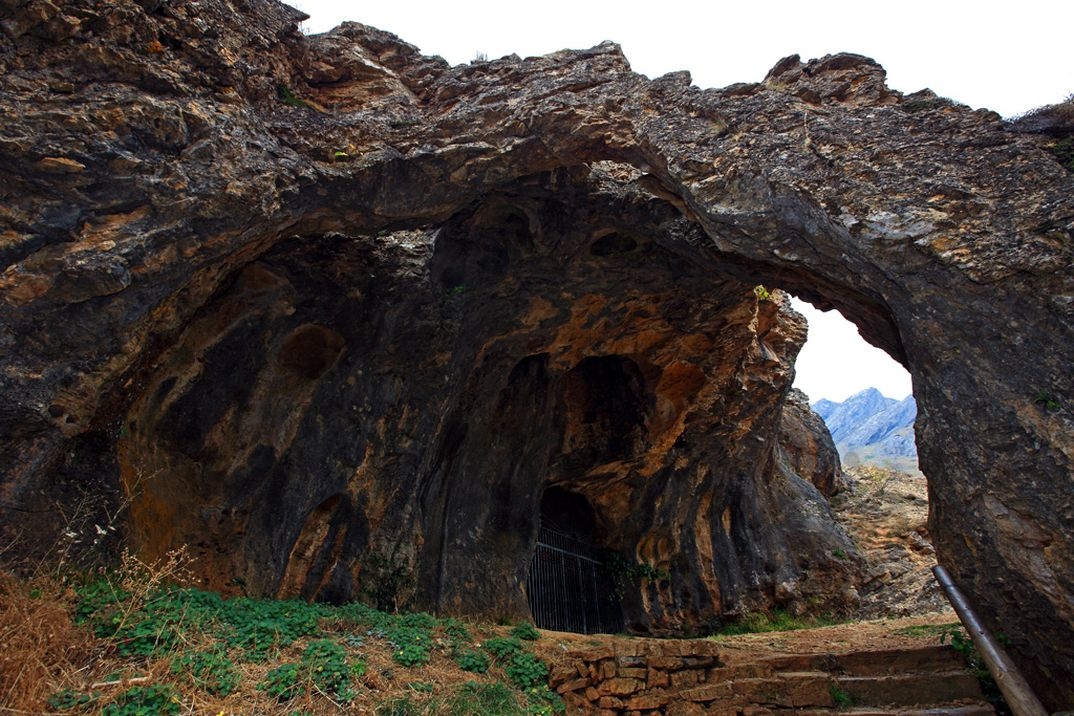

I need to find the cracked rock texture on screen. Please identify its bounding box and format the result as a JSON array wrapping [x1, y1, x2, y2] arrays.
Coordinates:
[[0, 0, 1072, 706]]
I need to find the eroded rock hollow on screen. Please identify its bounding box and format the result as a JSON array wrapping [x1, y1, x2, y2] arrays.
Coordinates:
[[1, 0, 1071, 706], [117, 169, 857, 634]]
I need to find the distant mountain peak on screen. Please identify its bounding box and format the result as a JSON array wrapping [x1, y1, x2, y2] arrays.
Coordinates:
[[812, 388, 918, 471], [845, 387, 893, 403], [814, 386, 910, 405]]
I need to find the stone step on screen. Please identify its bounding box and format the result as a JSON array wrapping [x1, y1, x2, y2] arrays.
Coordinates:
[[737, 672, 835, 708], [556, 642, 995, 715], [793, 707, 994, 716], [831, 646, 969, 677], [906, 707, 996, 716], [835, 670, 986, 707], [678, 670, 988, 711], [755, 645, 968, 678]]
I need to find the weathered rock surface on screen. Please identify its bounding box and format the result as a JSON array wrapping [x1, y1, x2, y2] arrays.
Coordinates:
[[777, 388, 846, 496], [0, 0, 1072, 706], [832, 466, 947, 618]]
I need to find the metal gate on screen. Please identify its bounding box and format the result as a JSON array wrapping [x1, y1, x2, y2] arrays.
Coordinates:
[[526, 523, 624, 634]]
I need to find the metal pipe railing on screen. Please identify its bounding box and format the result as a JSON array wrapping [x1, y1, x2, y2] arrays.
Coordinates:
[[932, 564, 1050, 716]]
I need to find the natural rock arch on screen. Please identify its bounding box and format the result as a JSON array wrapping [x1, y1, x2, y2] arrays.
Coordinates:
[[0, 0, 1071, 707]]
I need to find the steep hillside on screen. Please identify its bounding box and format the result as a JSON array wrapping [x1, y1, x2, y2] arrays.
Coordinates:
[[814, 390, 918, 472]]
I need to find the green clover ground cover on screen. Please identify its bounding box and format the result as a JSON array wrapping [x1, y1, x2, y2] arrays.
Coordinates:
[[55, 578, 561, 714]]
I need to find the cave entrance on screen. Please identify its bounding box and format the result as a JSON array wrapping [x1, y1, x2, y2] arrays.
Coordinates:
[[526, 487, 623, 634]]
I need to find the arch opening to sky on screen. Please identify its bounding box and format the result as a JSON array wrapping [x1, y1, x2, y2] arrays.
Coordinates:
[[789, 297, 912, 404]]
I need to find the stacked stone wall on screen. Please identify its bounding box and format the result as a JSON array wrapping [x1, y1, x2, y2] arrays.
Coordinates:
[[549, 640, 726, 715]]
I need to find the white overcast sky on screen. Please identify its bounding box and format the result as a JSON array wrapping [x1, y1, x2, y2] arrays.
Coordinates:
[[289, 0, 1071, 403]]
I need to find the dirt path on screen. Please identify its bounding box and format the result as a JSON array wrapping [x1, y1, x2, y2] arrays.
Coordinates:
[[710, 612, 957, 663]]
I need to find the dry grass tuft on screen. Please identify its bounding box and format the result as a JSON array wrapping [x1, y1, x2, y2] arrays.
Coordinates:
[[1008, 94, 1074, 134], [0, 572, 94, 712]]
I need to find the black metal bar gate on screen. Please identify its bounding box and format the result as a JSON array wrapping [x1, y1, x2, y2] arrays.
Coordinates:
[[526, 524, 623, 634]]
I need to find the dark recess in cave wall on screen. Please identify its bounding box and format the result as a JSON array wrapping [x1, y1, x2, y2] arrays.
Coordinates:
[[527, 487, 624, 634]]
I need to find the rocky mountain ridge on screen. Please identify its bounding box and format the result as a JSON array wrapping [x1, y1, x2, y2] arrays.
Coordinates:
[[814, 388, 918, 472], [1, 0, 1072, 707]]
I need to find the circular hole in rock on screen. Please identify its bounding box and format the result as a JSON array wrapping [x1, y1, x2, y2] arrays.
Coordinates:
[[277, 324, 345, 379]]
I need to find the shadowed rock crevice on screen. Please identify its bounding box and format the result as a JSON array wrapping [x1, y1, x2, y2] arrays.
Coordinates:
[[560, 355, 652, 470], [278, 492, 350, 601], [1, 0, 1072, 706]]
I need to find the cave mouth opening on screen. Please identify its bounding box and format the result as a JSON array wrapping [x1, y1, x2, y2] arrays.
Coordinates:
[[526, 486, 624, 635]]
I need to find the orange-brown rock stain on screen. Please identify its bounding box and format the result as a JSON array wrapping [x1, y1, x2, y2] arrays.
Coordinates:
[[118, 450, 176, 564], [521, 296, 559, 327], [277, 495, 349, 600]]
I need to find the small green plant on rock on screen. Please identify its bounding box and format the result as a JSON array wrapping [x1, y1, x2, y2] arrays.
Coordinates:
[[901, 96, 944, 113], [830, 684, 854, 709], [603, 552, 671, 597], [1034, 391, 1062, 412], [1046, 136, 1074, 172], [276, 84, 312, 109], [363, 553, 417, 613], [633, 562, 671, 581]]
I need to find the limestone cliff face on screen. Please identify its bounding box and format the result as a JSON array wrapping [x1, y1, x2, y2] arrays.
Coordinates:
[[1, 0, 1072, 706]]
